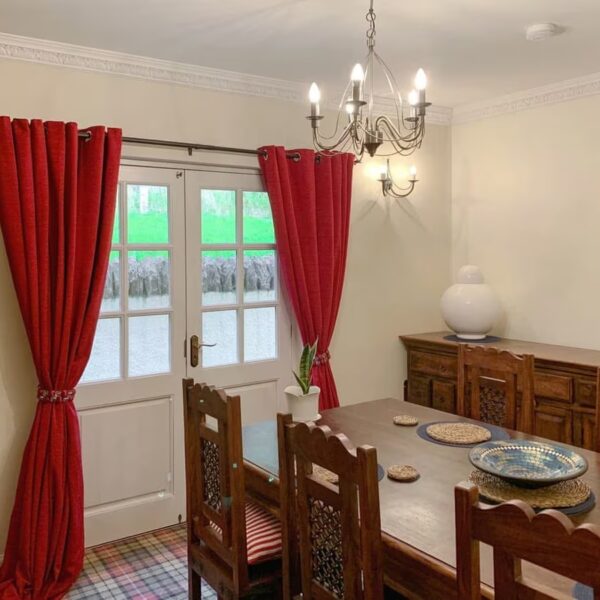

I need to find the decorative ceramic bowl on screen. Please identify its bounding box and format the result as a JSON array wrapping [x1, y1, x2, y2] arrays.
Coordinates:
[[469, 440, 588, 488]]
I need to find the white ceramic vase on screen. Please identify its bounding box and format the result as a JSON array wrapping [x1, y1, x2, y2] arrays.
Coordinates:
[[284, 385, 321, 422], [440, 265, 500, 340]]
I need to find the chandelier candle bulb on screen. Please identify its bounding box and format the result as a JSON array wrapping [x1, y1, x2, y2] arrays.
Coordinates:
[[309, 82, 321, 118], [409, 165, 418, 181], [415, 68, 427, 104], [351, 63, 365, 101]]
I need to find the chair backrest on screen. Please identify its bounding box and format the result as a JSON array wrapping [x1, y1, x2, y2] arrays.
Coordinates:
[[457, 344, 535, 433], [277, 414, 383, 600], [455, 481, 600, 600], [182, 378, 248, 590]]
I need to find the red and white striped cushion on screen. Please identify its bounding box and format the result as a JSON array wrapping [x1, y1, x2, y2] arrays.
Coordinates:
[[208, 502, 282, 565], [244, 502, 282, 564]]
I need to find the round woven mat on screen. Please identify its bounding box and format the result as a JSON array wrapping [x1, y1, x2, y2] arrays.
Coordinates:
[[387, 465, 420, 482], [313, 464, 339, 485], [393, 414, 419, 427], [469, 470, 591, 509], [426, 422, 491, 445]]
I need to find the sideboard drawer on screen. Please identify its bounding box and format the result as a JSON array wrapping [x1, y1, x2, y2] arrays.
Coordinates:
[[409, 350, 457, 379], [576, 379, 597, 408], [534, 373, 572, 403]]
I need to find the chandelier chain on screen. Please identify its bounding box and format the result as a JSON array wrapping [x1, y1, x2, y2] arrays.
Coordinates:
[[366, 3, 376, 49]]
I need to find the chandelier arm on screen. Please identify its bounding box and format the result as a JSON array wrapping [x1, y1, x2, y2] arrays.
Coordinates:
[[377, 114, 423, 143], [372, 51, 405, 126], [313, 123, 354, 153], [376, 115, 425, 148]]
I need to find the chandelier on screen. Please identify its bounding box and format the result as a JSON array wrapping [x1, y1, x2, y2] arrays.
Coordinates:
[[307, 0, 430, 173]]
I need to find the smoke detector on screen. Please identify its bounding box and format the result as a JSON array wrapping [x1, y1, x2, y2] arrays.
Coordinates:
[[526, 23, 562, 41]]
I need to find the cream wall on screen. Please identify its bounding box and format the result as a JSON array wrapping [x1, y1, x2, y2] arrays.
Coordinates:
[[0, 58, 451, 552], [452, 95, 600, 348]]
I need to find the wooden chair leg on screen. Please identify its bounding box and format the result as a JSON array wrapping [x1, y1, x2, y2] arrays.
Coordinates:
[[189, 564, 202, 600]]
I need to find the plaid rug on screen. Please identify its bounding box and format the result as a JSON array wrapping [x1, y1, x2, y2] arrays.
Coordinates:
[[67, 524, 216, 599]]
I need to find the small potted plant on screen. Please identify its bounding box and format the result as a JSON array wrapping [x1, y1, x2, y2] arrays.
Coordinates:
[[285, 340, 320, 422]]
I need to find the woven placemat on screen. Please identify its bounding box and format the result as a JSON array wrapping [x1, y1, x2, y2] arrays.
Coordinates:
[[469, 470, 591, 509], [393, 414, 419, 427], [426, 422, 491, 445]]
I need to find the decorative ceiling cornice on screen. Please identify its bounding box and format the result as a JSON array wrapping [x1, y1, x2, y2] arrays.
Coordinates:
[[0, 32, 453, 126], [453, 71, 600, 124]]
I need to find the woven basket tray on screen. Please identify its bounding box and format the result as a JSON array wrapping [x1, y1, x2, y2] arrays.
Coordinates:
[[469, 470, 591, 509], [426, 422, 491, 445]]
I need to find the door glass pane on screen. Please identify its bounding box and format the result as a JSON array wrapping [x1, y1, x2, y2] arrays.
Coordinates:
[[202, 250, 236, 306], [81, 318, 121, 383], [202, 310, 238, 367], [201, 190, 236, 244], [128, 250, 170, 310], [128, 314, 170, 376], [244, 307, 276, 362], [244, 250, 276, 302], [243, 191, 274, 244], [101, 251, 121, 312], [127, 184, 169, 243], [112, 193, 120, 244]]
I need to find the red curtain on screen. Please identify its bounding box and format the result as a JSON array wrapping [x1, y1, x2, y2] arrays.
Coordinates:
[[0, 118, 122, 600], [258, 146, 353, 410]]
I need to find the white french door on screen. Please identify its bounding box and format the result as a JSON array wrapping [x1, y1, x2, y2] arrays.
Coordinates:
[[185, 170, 291, 425], [76, 163, 291, 547]]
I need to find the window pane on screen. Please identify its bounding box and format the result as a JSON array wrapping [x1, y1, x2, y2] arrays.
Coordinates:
[[202, 251, 236, 306], [244, 307, 276, 362], [127, 184, 169, 243], [112, 193, 120, 244], [81, 318, 121, 383], [243, 191, 274, 244], [128, 250, 170, 310], [201, 190, 236, 244], [101, 251, 121, 312], [244, 250, 276, 302], [202, 310, 238, 367], [128, 314, 170, 377]]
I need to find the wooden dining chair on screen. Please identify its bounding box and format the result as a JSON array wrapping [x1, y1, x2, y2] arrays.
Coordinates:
[[455, 481, 600, 599], [277, 413, 384, 600], [182, 379, 283, 599], [457, 344, 535, 433]]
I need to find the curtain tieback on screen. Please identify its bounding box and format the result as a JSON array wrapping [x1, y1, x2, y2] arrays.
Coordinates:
[[314, 350, 331, 366], [37, 387, 76, 403]]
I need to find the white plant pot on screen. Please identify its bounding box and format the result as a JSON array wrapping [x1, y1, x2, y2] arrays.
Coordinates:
[[440, 265, 500, 340], [285, 385, 321, 422]]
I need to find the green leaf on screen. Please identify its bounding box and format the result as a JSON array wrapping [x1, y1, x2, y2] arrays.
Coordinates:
[[293, 370, 310, 395]]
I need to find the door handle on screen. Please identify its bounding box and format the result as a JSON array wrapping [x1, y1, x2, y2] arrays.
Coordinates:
[[190, 335, 217, 367]]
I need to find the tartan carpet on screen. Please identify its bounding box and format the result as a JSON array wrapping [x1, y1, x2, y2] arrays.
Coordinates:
[[67, 524, 216, 599]]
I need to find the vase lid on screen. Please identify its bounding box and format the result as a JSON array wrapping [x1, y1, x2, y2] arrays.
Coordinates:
[[457, 265, 484, 284]]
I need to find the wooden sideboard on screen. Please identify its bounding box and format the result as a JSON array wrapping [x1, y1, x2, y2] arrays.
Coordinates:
[[400, 332, 600, 450]]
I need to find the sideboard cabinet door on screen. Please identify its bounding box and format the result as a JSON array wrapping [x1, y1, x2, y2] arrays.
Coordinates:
[[533, 401, 572, 445]]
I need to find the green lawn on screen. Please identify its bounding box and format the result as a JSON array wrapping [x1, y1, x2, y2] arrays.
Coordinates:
[[113, 212, 274, 258]]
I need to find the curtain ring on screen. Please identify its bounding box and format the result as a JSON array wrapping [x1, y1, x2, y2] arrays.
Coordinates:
[[260, 150, 268, 160], [286, 152, 301, 162], [315, 155, 322, 164]]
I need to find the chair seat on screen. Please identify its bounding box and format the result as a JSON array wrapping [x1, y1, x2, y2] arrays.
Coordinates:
[[210, 501, 282, 565]]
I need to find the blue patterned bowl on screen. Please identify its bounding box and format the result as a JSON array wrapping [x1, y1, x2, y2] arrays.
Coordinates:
[[469, 440, 588, 488]]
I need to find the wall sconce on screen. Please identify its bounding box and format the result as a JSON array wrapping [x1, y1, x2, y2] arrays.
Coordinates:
[[377, 159, 418, 198]]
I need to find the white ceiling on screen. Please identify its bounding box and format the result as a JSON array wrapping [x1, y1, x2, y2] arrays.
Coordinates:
[[0, 0, 598, 107]]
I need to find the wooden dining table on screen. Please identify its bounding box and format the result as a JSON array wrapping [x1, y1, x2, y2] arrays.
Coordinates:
[[241, 398, 600, 600]]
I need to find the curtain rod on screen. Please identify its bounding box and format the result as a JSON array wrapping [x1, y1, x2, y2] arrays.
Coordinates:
[[77, 131, 302, 161]]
